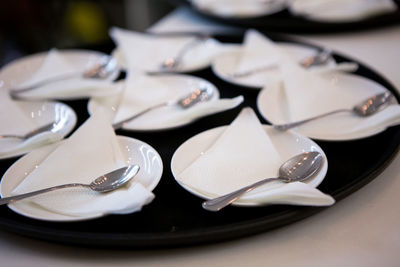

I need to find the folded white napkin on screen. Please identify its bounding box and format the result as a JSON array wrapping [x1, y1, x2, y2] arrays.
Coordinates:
[[274, 54, 400, 138], [176, 108, 334, 206], [11, 108, 154, 217], [191, 0, 286, 17], [110, 73, 243, 129], [289, 0, 397, 22], [109, 27, 224, 72], [0, 91, 63, 158], [13, 49, 119, 100]]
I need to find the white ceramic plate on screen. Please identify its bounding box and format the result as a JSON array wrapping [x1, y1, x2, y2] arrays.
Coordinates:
[[111, 37, 223, 73], [288, 0, 397, 23], [191, 0, 287, 19], [0, 135, 163, 221], [0, 101, 77, 159], [171, 125, 327, 206], [88, 74, 220, 131], [212, 43, 336, 89], [257, 72, 396, 141], [0, 49, 118, 98]]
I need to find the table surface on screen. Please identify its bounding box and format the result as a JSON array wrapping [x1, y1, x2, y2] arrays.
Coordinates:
[[1, 7, 400, 267]]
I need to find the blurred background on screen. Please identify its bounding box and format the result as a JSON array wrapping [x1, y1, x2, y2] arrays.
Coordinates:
[[0, 0, 173, 67]]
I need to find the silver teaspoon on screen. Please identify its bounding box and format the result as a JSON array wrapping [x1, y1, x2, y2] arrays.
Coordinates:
[[274, 91, 397, 131], [202, 151, 323, 211], [9, 55, 117, 97], [112, 87, 214, 130], [229, 49, 333, 78], [0, 165, 139, 205]]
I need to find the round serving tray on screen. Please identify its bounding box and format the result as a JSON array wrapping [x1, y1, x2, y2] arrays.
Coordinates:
[[0, 32, 399, 248], [170, 0, 400, 33]]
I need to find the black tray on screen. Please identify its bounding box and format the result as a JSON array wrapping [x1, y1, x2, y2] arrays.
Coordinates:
[[169, 0, 400, 33], [0, 32, 399, 248]]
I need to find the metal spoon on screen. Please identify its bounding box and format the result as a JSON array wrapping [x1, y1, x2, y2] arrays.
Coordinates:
[[229, 49, 333, 78], [202, 151, 323, 211], [0, 165, 140, 205], [9, 55, 117, 96], [112, 86, 214, 130], [0, 122, 56, 140], [160, 35, 210, 70], [274, 91, 397, 131]]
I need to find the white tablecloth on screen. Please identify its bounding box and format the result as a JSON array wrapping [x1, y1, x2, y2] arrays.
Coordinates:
[[1, 7, 399, 267]]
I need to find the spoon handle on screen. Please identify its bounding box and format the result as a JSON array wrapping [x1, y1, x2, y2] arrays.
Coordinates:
[[0, 122, 56, 140], [112, 102, 169, 130], [0, 183, 89, 205], [9, 73, 80, 98], [202, 177, 282, 211], [273, 109, 350, 131]]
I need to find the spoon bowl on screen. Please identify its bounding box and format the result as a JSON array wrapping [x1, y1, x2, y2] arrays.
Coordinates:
[[274, 91, 397, 131], [202, 151, 323, 211], [0, 165, 140, 205]]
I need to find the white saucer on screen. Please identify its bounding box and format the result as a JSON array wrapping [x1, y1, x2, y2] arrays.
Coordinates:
[[191, 0, 287, 19], [88, 74, 220, 131], [0, 49, 118, 99], [0, 135, 163, 221], [171, 125, 327, 206], [257, 72, 396, 141], [0, 101, 77, 159], [212, 43, 336, 89], [111, 37, 223, 73], [288, 0, 398, 23]]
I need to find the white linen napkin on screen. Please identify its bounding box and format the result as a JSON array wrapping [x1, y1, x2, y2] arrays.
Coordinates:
[[13, 49, 119, 100], [0, 90, 63, 158], [11, 108, 154, 217], [110, 73, 243, 129], [274, 54, 400, 137], [289, 0, 397, 22], [109, 27, 224, 72], [176, 108, 334, 206]]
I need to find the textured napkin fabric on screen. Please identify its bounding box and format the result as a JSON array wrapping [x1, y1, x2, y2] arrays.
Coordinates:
[[274, 54, 400, 137], [111, 73, 243, 129], [109, 27, 223, 72], [289, 0, 397, 21], [176, 108, 334, 206], [11, 109, 154, 217], [14, 49, 118, 100], [0, 90, 63, 157]]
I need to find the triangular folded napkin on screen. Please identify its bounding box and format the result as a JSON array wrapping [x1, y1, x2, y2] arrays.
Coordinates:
[[274, 54, 400, 138], [110, 73, 243, 129], [176, 108, 334, 206], [11, 109, 154, 217], [12, 49, 119, 100], [109, 27, 223, 72]]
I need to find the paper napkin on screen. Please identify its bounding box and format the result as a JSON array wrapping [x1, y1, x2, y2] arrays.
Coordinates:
[[176, 108, 334, 206], [11, 108, 154, 217], [111, 73, 243, 129], [289, 0, 397, 22], [109, 27, 224, 72], [0, 91, 63, 158], [274, 54, 400, 137], [13, 49, 119, 100]]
